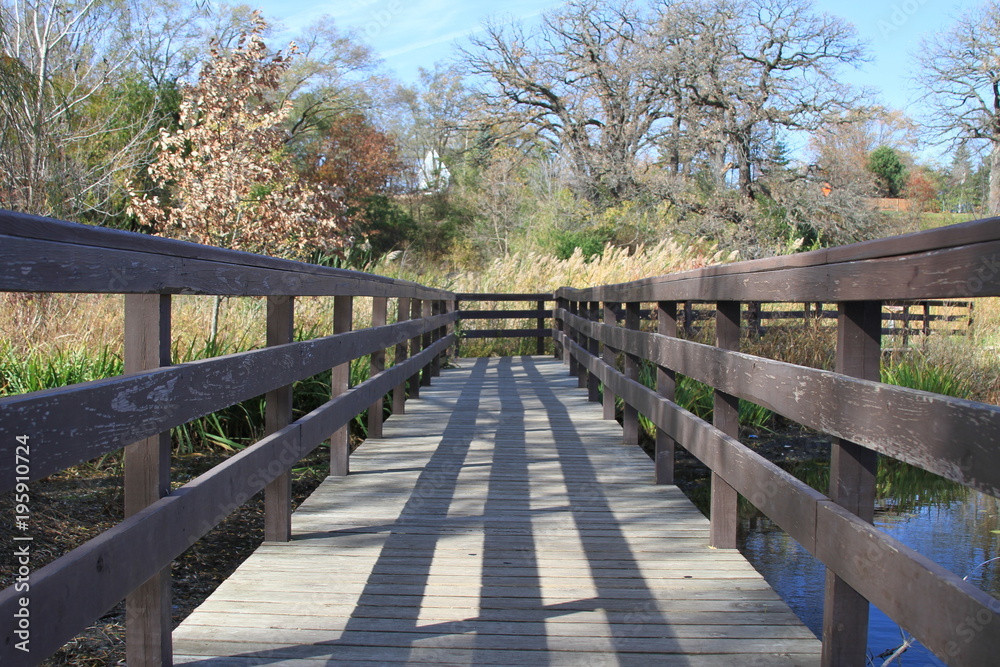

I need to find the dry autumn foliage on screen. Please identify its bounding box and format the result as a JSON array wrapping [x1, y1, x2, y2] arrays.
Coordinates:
[[129, 12, 345, 259]]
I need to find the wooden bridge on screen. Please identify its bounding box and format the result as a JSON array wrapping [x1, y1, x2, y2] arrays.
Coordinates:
[[1, 210, 1000, 666]]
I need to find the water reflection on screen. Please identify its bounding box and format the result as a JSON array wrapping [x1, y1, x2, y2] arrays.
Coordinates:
[[738, 458, 1000, 666]]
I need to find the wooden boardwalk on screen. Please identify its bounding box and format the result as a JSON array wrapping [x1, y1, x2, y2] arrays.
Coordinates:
[[172, 357, 820, 666]]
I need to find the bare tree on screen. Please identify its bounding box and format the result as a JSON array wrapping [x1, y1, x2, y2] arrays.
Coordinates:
[[915, 0, 1000, 215], [0, 0, 189, 220], [280, 16, 383, 145], [461, 0, 866, 206], [664, 0, 869, 200], [461, 0, 674, 206], [808, 107, 917, 192]]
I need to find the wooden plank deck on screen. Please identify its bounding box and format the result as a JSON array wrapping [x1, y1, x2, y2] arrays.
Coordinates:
[[172, 356, 821, 666]]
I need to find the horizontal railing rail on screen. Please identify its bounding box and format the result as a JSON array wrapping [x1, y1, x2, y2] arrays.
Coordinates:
[[0, 210, 457, 665], [554, 215, 1000, 667]]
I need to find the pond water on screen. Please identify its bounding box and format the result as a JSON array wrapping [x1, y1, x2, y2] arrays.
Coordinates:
[[739, 464, 1000, 666]]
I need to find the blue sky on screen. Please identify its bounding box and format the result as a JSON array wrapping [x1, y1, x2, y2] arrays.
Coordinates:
[[256, 0, 981, 163], [255, 0, 981, 112]]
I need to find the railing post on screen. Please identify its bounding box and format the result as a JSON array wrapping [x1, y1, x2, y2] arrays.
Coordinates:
[[623, 301, 640, 446], [421, 299, 433, 386], [124, 293, 172, 666], [430, 300, 441, 377], [393, 297, 410, 414], [553, 297, 569, 364], [536, 299, 546, 355], [822, 300, 880, 667], [587, 301, 601, 402], [602, 301, 618, 420], [368, 296, 388, 439], [330, 295, 353, 477], [264, 295, 294, 542], [409, 298, 422, 398], [711, 300, 740, 549], [454, 297, 462, 358], [569, 300, 581, 382], [656, 301, 677, 484], [446, 298, 457, 361]]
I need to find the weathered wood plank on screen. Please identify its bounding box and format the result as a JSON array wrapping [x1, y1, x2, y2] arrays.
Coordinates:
[[461, 328, 550, 339], [172, 358, 819, 666], [459, 309, 550, 319], [456, 293, 553, 301]]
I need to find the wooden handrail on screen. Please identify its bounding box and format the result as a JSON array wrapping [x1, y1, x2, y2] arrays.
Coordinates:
[[0, 209, 451, 299], [554, 217, 1000, 666], [5, 210, 1000, 666], [555, 328, 998, 667], [0, 212, 457, 665]]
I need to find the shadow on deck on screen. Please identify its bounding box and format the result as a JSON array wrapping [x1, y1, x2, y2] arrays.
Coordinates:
[[172, 357, 819, 666]]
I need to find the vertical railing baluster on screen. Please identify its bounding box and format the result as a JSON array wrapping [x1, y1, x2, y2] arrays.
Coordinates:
[[822, 300, 880, 667], [656, 301, 677, 485], [587, 301, 601, 403], [330, 295, 353, 477], [602, 301, 618, 420], [393, 297, 410, 414], [369, 296, 388, 439], [124, 293, 172, 666], [409, 298, 422, 398], [711, 300, 740, 548], [623, 301, 640, 446], [264, 295, 294, 542]]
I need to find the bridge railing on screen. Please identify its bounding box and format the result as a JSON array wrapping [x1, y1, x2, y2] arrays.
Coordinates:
[[0, 210, 456, 665], [555, 216, 1000, 667], [454, 292, 553, 356]]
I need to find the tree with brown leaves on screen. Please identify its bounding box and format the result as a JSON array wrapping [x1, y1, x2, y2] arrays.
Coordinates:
[[129, 12, 345, 260]]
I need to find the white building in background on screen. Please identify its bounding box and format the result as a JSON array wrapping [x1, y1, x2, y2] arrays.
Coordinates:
[[418, 149, 451, 192]]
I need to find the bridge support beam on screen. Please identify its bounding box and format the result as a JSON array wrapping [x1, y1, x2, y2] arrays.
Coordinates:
[[655, 301, 678, 485], [330, 295, 353, 476], [711, 300, 740, 549], [822, 300, 880, 666], [265, 296, 294, 542], [124, 294, 172, 666]]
